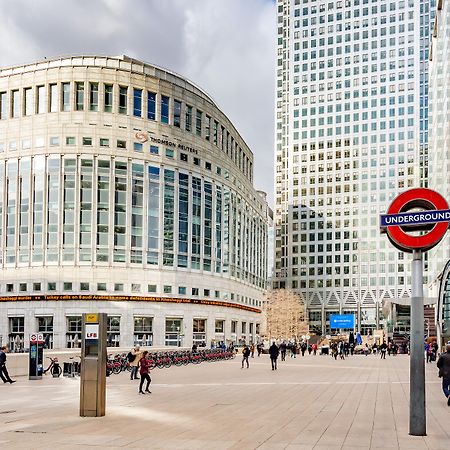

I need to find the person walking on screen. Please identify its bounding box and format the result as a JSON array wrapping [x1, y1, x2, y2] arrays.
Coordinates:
[[312, 343, 318, 356], [0, 346, 16, 384], [280, 342, 287, 361], [128, 345, 142, 380], [250, 343, 255, 358], [380, 341, 387, 359], [241, 345, 250, 369], [291, 343, 297, 358], [138, 350, 152, 394], [437, 343, 450, 406], [269, 342, 279, 370], [257, 343, 263, 357]]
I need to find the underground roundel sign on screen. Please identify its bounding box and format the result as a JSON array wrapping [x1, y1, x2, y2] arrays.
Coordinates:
[[380, 188, 450, 253]]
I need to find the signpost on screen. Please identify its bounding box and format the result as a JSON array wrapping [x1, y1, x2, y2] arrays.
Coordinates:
[[380, 188, 450, 436]]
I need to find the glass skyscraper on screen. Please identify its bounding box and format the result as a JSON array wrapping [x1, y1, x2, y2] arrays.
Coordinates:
[[274, 0, 436, 335]]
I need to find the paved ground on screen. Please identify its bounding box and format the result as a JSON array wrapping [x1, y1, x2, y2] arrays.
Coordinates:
[[0, 353, 449, 449]]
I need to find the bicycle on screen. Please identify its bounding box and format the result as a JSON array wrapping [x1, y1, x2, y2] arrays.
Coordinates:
[[43, 356, 62, 377]]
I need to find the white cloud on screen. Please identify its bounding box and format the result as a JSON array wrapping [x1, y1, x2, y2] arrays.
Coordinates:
[[0, 0, 275, 204]]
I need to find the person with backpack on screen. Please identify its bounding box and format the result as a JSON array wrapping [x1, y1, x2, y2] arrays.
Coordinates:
[[241, 345, 250, 368], [128, 345, 142, 380]]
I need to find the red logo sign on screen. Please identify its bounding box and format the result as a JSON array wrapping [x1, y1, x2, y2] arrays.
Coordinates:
[[381, 188, 449, 252]]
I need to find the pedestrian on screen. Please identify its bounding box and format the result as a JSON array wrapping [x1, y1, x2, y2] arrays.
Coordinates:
[[312, 343, 317, 355], [241, 345, 250, 369], [128, 345, 142, 380], [257, 343, 263, 357], [339, 342, 345, 360], [250, 343, 255, 358], [291, 343, 297, 358], [138, 350, 152, 394], [387, 341, 392, 356], [300, 342, 307, 357], [269, 342, 279, 370], [0, 346, 16, 384], [380, 341, 387, 359], [280, 342, 287, 361], [437, 343, 450, 406], [331, 342, 338, 360]]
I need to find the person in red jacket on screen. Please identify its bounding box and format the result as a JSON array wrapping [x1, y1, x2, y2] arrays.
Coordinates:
[[138, 350, 152, 394]]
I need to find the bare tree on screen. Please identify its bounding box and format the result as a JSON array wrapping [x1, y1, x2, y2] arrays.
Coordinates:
[[262, 289, 309, 341]]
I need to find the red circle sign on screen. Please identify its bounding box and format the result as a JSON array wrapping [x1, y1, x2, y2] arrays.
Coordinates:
[[384, 188, 449, 252]]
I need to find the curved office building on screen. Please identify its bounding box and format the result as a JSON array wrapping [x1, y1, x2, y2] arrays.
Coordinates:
[[0, 55, 269, 350]]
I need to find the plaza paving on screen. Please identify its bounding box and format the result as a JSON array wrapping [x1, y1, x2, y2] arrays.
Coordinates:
[[0, 353, 449, 449]]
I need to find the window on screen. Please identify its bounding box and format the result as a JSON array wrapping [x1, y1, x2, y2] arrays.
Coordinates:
[[104, 84, 113, 112], [80, 282, 90, 291], [134, 142, 143, 152], [63, 282, 72, 291], [48, 282, 56, 291], [100, 138, 109, 147], [62, 83, 70, 111], [82, 137, 92, 146], [6, 283, 14, 292], [33, 282, 41, 291], [133, 88, 142, 117], [147, 92, 156, 120], [180, 152, 188, 162], [75, 82, 84, 110], [215, 320, 225, 333], [192, 287, 199, 295], [36, 86, 46, 114], [178, 286, 186, 295], [24, 88, 33, 116], [119, 86, 127, 114], [148, 284, 157, 293], [114, 283, 124, 292], [163, 285, 172, 294], [185, 105, 192, 131], [165, 148, 174, 158], [173, 99, 181, 127], [161, 95, 169, 124], [117, 140, 126, 149], [66, 136, 75, 145], [97, 283, 107, 291], [0, 92, 7, 119], [89, 83, 98, 111], [50, 84, 58, 112], [150, 145, 159, 155], [12, 90, 20, 117], [132, 283, 141, 293], [19, 283, 27, 292], [196, 110, 202, 136]]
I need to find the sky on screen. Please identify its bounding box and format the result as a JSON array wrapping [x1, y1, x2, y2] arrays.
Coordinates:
[[0, 0, 276, 205]]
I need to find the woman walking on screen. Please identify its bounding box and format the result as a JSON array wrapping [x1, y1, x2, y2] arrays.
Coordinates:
[[138, 350, 152, 394]]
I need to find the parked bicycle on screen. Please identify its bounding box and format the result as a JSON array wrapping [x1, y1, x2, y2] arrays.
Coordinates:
[[43, 356, 62, 377]]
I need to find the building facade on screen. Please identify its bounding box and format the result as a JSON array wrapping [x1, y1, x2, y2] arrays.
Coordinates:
[[428, 0, 450, 345], [0, 55, 269, 350], [274, 0, 436, 335]]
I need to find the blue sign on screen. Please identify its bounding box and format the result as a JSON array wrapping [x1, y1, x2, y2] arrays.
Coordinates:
[[330, 314, 355, 329], [380, 209, 450, 228]]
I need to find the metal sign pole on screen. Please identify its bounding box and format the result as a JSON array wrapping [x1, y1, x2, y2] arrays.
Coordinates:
[[410, 250, 426, 436]]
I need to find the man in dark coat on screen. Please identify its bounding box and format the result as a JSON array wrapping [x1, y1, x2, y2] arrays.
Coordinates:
[[0, 346, 16, 384], [269, 342, 279, 370], [437, 343, 450, 406]]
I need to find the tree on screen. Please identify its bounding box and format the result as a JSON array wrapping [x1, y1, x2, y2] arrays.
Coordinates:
[[262, 289, 309, 341]]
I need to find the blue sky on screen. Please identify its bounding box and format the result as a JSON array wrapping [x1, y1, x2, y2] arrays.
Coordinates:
[[0, 0, 276, 205]]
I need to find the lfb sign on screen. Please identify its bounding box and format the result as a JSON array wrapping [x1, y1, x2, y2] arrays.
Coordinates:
[[380, 188, 450, 252], [85, 324, 99, 340]]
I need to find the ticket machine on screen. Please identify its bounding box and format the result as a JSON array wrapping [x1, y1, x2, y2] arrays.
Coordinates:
[[80, 313, 107, 417], [29, 333, 44, 380]]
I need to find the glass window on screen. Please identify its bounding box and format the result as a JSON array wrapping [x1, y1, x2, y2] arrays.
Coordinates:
[[97, 283, 107, 291], [185, 105, 192, 131], [0, 91, 7, 119], [48, 282, 56, 291], [80, 282, 89, 291], [173, 99, 181, 127], [89, 82, 98, 111], [63, 282, 72, 291], [49, 84, 58, 112], [82, 137, 92, 146], [150, 145, 159, 155], [114, 283, 124, 291], [100, 138, 109, 147], [119, 86, 127, 114], [24, 88, 33, 116], [215, 320, 224, 333], [161, 95, 169, 124], [134, 142, 143, 152], [132, 283, 141, 292], [19, 283, 27, 292], [37, 86, 46, 114], [165, 148, 174, 158], [163, 285, 172, 294], [62, 83, 71, 111], [12, 90, 20, 117], [147, 92, 156, 120], [33, 282, 41, 291], [117, 140, 126, 149], [178, 286, 186, 295], [196, 110, 202, 136], [104, 84, 113, 112], [148, 284, 157, 293], [75, 82, 84, 110], [133, 88, 142, 117]]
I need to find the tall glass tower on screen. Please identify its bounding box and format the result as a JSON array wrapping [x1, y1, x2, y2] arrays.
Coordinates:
[[274, 0, 436, 335]]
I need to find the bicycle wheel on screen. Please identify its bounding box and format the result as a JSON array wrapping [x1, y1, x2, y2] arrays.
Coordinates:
[[113, 364, 122, 375], [51, 364, 62, 377]]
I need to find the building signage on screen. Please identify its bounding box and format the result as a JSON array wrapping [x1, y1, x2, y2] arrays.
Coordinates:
[[380, 188, 450, 252], [330, 314, 355, 329], [85, 324, 99, 340], [0, 295, 261, 313], [29, 333, 44, 343]]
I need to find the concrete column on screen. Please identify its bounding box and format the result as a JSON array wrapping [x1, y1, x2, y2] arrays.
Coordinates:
[[120, 310, 134, 348], [153, 315, 165, 347]]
